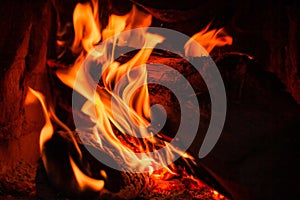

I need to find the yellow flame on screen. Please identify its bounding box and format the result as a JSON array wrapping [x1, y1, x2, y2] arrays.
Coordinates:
[[56, 1, 176, 173], [27, 88, 54, 153], [72, 0, 101, 53], [102, 4, 152, 41], [29, 87, 104, 191], [55, 0, 233, 178], [70, 157, 105, 191]]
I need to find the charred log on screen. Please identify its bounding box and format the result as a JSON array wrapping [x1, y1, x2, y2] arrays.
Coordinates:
[[0, 0, 53, 196]]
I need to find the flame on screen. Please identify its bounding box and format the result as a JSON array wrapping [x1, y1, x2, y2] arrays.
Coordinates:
[[28, 87, 104, 192], [72, 0, 101, 53], [213, 190, 225, 200], [27, 88, 54, 153], [56, 0, 178, 174], [27, 88, 81, 157], [70, 157, 104, 191], [25, 89, 38, 105], [49, 0, 233, 187], [185, 23, 233, 56], [102, 4, 152, 41]]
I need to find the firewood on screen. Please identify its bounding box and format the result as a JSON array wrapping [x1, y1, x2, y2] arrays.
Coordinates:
[[0, 0, 53, 195]]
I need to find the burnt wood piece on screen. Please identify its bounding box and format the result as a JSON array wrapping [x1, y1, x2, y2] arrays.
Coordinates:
[[131, 0, 216, 23], [142, 52, 300, 199], [218, 0, 300, 104], [132, 0, 203, 10], [0, 0, 53, 196], [132, 0, 300, 104], [267, 1, 300, 103], [205, 53, 300, 200], [36, 131, 230, 200], [155, 53, 299, 200]]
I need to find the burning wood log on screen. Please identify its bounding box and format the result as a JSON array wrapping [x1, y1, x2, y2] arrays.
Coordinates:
[[39, 49, 230, 199], [35, 130, 229, 200], [0, 0, 299, 199], [201, 53, 300, 200], [35, 131, 149, 199]]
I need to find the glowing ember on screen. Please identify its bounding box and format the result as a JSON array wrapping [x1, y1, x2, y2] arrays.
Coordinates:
[[138, 167, 229, 199]]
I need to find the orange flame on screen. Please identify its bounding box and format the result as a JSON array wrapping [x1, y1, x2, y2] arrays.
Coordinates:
[[185, 23, 233, 56], [53, 0, 232, 183], [27, 88, 54, 153], [72, 0, 101, 53], [70, 157, 104, 191], [102, 4, 152, 41], [56, 0, 179, 174], [28, 87, 104, 192]]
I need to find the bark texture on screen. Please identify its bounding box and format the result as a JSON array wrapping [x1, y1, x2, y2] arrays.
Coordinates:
[[0, 0, 52, 195]]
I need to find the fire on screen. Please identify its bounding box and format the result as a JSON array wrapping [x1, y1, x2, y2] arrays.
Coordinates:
[[185, 23, 233, 56], [72, 0, 101, 53], [56, 0, 176, 175], [28, 87, 103, 191], [70, 157, 104, 191], [27, 88, 54, 153], [102, 4, 152, 41], [36, 0, 232, 195]]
